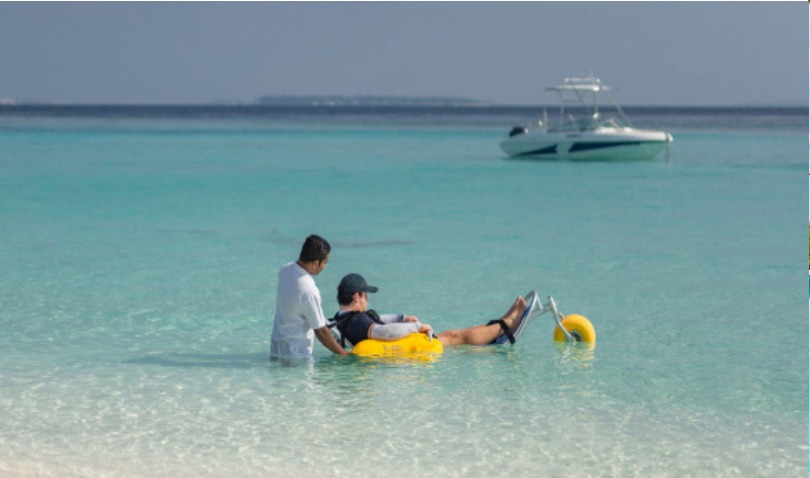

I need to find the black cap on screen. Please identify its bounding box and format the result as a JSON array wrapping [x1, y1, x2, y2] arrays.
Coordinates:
[[338, 273, 378, 295]]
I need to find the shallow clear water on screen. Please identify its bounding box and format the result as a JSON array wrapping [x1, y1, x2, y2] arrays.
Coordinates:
[[0, 106, 806, 477]]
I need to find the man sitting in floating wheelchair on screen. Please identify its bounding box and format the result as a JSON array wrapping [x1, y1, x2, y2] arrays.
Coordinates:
[[329, 273, 595, 357]]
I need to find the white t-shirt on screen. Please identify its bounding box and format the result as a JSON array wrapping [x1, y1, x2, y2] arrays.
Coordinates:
[[270, 262, 329, 358]]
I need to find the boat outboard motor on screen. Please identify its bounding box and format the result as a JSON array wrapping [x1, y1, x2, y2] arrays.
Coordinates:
[[508, 126, 527, 137]]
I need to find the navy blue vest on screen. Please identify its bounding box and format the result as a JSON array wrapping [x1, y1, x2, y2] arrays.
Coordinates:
[[331, 310, 383, 346]]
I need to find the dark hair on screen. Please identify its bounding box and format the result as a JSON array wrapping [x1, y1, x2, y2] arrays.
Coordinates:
[[299, 234, 331, 263], [337, 291, 355, 306]]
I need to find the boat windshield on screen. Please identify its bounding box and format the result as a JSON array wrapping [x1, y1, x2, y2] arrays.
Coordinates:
[[599, 116, 629, 129], [547, 115, 597, 132]]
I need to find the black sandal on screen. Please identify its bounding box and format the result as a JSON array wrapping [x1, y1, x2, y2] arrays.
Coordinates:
[[487, 319, 515, 345]]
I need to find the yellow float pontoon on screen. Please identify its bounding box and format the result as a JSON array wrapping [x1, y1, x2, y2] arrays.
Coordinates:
[[352, 333, 443, 357]]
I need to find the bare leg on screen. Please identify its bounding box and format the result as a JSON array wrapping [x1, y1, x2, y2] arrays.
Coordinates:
[[436, 296, 526, 346]]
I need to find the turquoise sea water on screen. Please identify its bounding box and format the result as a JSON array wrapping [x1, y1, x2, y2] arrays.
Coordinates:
[[0, 106, 806, 477]]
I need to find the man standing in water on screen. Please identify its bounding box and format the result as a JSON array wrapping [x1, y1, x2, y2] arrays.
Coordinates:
[[270, 235, 349, 358]]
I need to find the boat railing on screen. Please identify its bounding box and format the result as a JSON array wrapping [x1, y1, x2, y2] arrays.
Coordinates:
[[539, 112, 631, 133]]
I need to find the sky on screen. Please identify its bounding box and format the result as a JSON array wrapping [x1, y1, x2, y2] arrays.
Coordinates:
[[0, 2, 806, 106]]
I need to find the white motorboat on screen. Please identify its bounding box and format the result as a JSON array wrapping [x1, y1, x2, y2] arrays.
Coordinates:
[[500, 75, 673, 160]]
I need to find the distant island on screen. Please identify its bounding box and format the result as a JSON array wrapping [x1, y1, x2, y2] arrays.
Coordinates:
[[256, 95, 486, 106]]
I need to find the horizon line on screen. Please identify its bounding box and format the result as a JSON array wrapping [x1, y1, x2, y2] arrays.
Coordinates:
[[0, 101, 805, 109]]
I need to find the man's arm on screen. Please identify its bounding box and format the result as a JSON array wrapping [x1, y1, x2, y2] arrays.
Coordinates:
[[369, 322, 421, 341], [378, 314, 419, 324], [314, 325, 350, 356]]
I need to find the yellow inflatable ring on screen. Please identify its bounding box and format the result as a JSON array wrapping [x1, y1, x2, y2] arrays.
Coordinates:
[[352, 333, 443, 357], [553, 314, 596, 343]]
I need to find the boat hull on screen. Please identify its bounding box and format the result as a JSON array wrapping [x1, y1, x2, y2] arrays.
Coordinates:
[[500, 128, 672, 161]]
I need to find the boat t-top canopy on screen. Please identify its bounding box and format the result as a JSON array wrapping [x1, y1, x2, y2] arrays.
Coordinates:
[[545, 76, 611, 93]]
